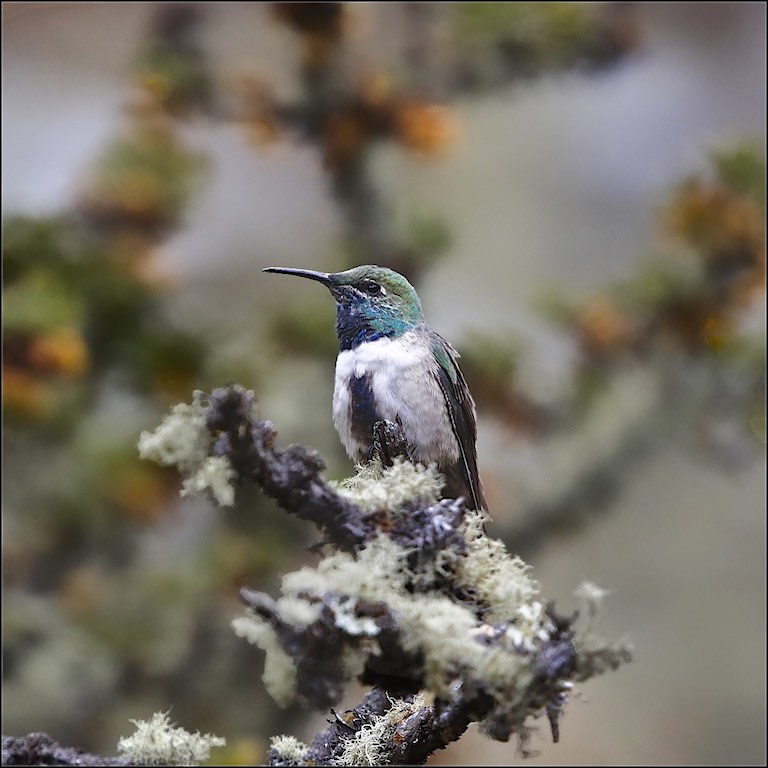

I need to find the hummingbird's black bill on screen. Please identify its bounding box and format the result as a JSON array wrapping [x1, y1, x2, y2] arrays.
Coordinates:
[[263, 267, 333, 285]]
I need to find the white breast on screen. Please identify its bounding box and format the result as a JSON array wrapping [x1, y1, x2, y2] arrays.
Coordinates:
[[332, 331, 460, 464]]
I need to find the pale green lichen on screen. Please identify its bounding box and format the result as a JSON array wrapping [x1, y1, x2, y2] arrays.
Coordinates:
[[456, 510, 547, 642], [269, 735, 309, 765], [396, 595, 539, 702], [240, 538, 410, 708], [336, 695, 426, 767], [139, 393, 237, 507], [327, 594, 381, 637], [269, 734, 309, 764], [138, 397, 209, 473], [276, 595, 322, 627], [232, 614, 297, 707], [116, 710, 225, 766], [396, 595, 486, 697], [181, 455, 236, 507], [240, 532, 551, 708], [572, 581, 633, 680], [281, 534, 411, 602], [332, 457, 444, 514]]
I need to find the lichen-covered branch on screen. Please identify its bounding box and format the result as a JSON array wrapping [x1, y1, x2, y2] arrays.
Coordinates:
[[139, 385, 632, 764], [1, 733, 129, 767], [270, 688, 484, 766], [139, 385, 377, 551], [2, 712, 225, 767]]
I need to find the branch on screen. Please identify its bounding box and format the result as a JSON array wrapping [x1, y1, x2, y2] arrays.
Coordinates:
[[287, 687, 483, 767], [1, 733, 129, 767], [266, 603, 582, 766], [208, 385, 378, 551], [140, 385, 632, 763]]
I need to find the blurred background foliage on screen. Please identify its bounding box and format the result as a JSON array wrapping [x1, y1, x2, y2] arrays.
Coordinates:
[[2, 3, 765, 766]]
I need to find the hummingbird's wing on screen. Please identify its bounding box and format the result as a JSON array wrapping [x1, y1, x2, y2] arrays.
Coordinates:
[[430, 333, 487, 511]]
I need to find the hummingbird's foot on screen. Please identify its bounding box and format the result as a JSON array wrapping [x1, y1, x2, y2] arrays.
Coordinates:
[[369, 419, 412, 467]]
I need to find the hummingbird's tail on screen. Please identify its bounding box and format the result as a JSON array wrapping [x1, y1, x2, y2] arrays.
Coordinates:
[[441, 461, 487, 512]]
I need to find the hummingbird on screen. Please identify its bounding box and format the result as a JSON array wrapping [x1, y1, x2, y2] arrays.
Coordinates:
[[264, 264, 487, 511]]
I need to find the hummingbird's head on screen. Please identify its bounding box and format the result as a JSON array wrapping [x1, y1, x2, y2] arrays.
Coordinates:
[[264, 264, 424, 349]]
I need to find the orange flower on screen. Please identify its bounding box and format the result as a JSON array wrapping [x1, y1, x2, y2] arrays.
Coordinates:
[[665, 181, 764, 265], [27, 327, 89, 378], [396, 102, 459, 155], [701, 314, 729, 350], [577, 297, 631, 355], [2, 366, 50, 418]]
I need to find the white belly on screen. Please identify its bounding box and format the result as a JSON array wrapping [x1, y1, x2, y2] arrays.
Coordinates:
[[332, 331, 459, 464]]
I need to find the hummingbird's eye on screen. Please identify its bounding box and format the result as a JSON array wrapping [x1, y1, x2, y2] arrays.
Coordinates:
[[362, 280, 382, 296]]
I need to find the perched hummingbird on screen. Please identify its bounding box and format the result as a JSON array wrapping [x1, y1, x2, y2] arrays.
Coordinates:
[[264, 265, 487, 511]]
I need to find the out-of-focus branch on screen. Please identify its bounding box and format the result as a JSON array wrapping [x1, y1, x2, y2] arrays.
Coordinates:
[[236, 3, 640, 282], [458, 144, 765, 556]]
